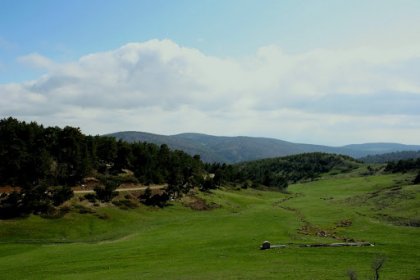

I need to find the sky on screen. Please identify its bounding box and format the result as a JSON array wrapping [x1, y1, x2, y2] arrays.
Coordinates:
[[1, 0, 420, 145]]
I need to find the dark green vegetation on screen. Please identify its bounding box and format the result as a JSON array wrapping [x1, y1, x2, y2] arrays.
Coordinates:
[[204, 153, 360, 191], [233, 153, 359, 187], [360, 150, 420, 163], [109, 131, 420, 163], [0, 171, 419, 279], [385, 158, 420, 173], [384, 158, 420, 186], [0, 118, 204, 218]]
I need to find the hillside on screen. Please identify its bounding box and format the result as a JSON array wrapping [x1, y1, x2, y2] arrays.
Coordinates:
[[360, 150, 420, 163], [233, 153, 360, 186], [0, 118, 206, 218], [0, 172, 419, 279], [107, 131, 420, 163]]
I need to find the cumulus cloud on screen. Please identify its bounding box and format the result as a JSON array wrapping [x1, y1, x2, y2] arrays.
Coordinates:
[[1, 39, 420, 145]]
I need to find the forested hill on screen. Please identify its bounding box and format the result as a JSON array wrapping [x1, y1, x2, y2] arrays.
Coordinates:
[[108, 131, 420, 163], [231, 153, 360, 187], [359, 150, 420, 163], [0, 118, 205, 218]]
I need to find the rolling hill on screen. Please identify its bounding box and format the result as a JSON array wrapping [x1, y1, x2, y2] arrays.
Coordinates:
[[1, 172, 419, 279], [359, 150, 420, 163], [107, 131, 420, 163]]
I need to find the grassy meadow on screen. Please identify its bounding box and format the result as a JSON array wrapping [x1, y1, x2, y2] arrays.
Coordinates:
[[0, 172, 419, 279]]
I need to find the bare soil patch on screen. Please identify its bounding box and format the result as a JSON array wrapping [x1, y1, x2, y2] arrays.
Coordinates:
[[0, 186, 21, 193], [182, 195, 220, 211]]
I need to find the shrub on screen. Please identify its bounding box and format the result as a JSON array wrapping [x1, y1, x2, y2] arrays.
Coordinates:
[[95, 212, 110, 220], [139, 189, 170, 208], [413, 171, 420, 184], [94, 177, 119, 202], [50, 186, 73, 206], [84, 193, 97, 203]]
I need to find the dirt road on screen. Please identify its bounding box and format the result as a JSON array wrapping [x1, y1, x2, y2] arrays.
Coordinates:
[[74, 185, 164, 194]]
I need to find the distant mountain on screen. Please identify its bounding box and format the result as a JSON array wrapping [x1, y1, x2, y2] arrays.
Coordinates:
[[107, 131, 420, 163], [338, 143, 420, 158]]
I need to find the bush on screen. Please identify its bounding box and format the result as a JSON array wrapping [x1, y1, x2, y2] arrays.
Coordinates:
[[0, 192, 27, 219], [94, 186, 118, 202], [139, 188, 170, 208], [141, 187, 152, 200], [50, 186, 73, 206], [200, 177, 216, 191], [95, 212, 110, 220], [241, 180, 253, 189], [84, 193, 97, 203], [94, 177, 120, 202], [413, 171, 420, 184]]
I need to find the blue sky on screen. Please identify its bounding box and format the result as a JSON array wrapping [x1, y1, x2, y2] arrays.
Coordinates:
[[1, 0, 420, 145], [3, 0, 418, 82]]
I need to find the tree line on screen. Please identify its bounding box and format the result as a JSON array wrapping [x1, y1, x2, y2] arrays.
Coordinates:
[[0, 118, 205, 218], [360, 150, 420, 164], [205, 153, 360, 190], [384, 158, 420, 173], [384, 158, 420, 184]]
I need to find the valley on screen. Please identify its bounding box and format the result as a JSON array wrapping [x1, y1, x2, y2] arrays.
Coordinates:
[[1, 171, 419, 279]]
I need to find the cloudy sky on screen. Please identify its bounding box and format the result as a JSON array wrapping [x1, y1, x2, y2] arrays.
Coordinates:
[[1, 0, 420, 145]]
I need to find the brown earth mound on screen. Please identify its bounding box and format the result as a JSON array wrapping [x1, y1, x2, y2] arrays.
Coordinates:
[[182, 195, 220, 211]]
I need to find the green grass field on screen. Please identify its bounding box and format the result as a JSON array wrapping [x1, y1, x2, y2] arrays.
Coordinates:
[[0, 172, 419, 279]]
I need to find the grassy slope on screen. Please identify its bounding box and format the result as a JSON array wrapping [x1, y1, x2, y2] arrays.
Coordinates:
[[0, 173, 419, 279]]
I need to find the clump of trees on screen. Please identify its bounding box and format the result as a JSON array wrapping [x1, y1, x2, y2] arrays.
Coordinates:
[[93, 177, 119, 202], [384, 158, 420, 185], [384, 158, 420, 173], [139, 187, 170, 208], [0, 118, 204, 218]]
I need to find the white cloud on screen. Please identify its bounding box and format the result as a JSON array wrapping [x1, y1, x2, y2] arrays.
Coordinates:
[[18, 53, 56, 70], [1, 39, 420, 145]]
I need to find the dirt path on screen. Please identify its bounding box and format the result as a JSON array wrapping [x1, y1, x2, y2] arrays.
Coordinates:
[[74, 185, 164, 194], [0, 185, 165, 194], [273, 193, 357, 242]]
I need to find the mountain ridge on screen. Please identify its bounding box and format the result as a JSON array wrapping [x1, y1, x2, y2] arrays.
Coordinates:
[[106, 131, 420, 163]]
